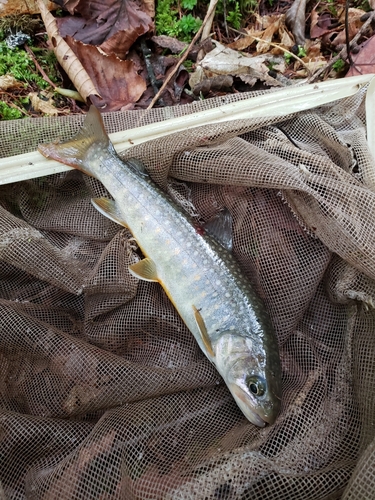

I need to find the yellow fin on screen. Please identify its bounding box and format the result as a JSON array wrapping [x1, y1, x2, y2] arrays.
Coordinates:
[[192, 305, 214, 358], [129, 258, 159, 282], [92, 197, 127, 227]]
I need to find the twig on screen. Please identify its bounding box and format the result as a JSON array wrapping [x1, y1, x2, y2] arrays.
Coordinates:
[[24, 44, 57, 89], [309, 9, 375, 83], [344, 0, 355, 69], [197, 0, 218, 63], [146, 0, 219, 110], [140, 39, 165, 107]]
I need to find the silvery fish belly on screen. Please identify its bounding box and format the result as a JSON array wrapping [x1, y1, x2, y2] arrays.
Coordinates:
[[38, 106, 282, 427]]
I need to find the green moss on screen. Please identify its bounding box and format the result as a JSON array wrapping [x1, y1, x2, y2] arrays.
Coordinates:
[[0, 41, 61, 89], [0, 101, 23, 120], [155, 0, 251, 41], [156, 0, 202, 41]]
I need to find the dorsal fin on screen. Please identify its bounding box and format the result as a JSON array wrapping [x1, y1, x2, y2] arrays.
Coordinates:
[[126, 158, 149, 177], [204, 208, 233, 252]]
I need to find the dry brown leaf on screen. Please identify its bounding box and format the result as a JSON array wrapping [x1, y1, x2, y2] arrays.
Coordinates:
[[191, 41, 284, 89], [231, 15, 294, 54], [192, 75, 233, 96], [310, 10, 336, 39], [285, 0, 307, 46], [37, 0, 102, 105], [346, 34, 375, 76], [332, 8, 365, 47], [228, 30, 263, 51], [151, 36, 189, 54], [66, 38, 147, 111], [0, 75, 24, 90], [55, 0, 154, 59], [254, 15, 283, 53], [0, 0, 54, 16], [28, 92, 59, 115]]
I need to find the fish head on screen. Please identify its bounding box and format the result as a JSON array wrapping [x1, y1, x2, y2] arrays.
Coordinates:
[[215, 333, 282, 427]]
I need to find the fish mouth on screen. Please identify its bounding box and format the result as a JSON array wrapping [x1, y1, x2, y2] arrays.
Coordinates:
[[229, 384, 267, 427]]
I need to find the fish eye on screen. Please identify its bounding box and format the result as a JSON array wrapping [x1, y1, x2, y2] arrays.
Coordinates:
[[246, 376, 265, 397]]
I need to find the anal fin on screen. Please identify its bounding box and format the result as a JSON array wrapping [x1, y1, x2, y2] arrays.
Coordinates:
[[193, 305, 214, 358], [129, 258, 159, 282], [92, 197, 127, 227]]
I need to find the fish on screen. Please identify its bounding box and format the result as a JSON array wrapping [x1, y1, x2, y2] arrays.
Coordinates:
[[38, 106, 282, 427]]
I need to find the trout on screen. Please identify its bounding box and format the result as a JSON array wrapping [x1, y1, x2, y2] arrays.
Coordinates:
[[38, 106, 282, 426]]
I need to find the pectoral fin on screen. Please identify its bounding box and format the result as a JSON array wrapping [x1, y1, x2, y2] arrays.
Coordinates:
[[129, 258, 159, 282], [92, 197, 127, 227], [193, 305, 214, 358]]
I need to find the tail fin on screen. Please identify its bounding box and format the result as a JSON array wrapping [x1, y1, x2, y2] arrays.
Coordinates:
[[38, 106, 112, 175]]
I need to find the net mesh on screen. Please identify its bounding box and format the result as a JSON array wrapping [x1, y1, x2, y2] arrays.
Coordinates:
[[1, 85, 375, 499]]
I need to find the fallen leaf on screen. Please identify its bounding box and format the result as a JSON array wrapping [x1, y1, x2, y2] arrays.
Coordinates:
[[254, 14, 283, 53], [189, 41, 284, 90], [228, 30, 263, 51], [37, 0, 102, 104], [346, 34, 375, 76], [28, 92, 59, 115], [285, 0, 307, 46], [332, 8, 365, 47], [55, 0, 154, 59], [310, 10, 337, 39], [230, 14, 294, 54], [0, 0, 55, 15], [192, 75, 233, 96], [66, 37, 147, 110], [151, 35, 189, 54], [0, 75, 24, 90]]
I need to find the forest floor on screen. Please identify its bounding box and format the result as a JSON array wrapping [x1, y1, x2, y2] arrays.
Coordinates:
[[0, 0, 375, 118]]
